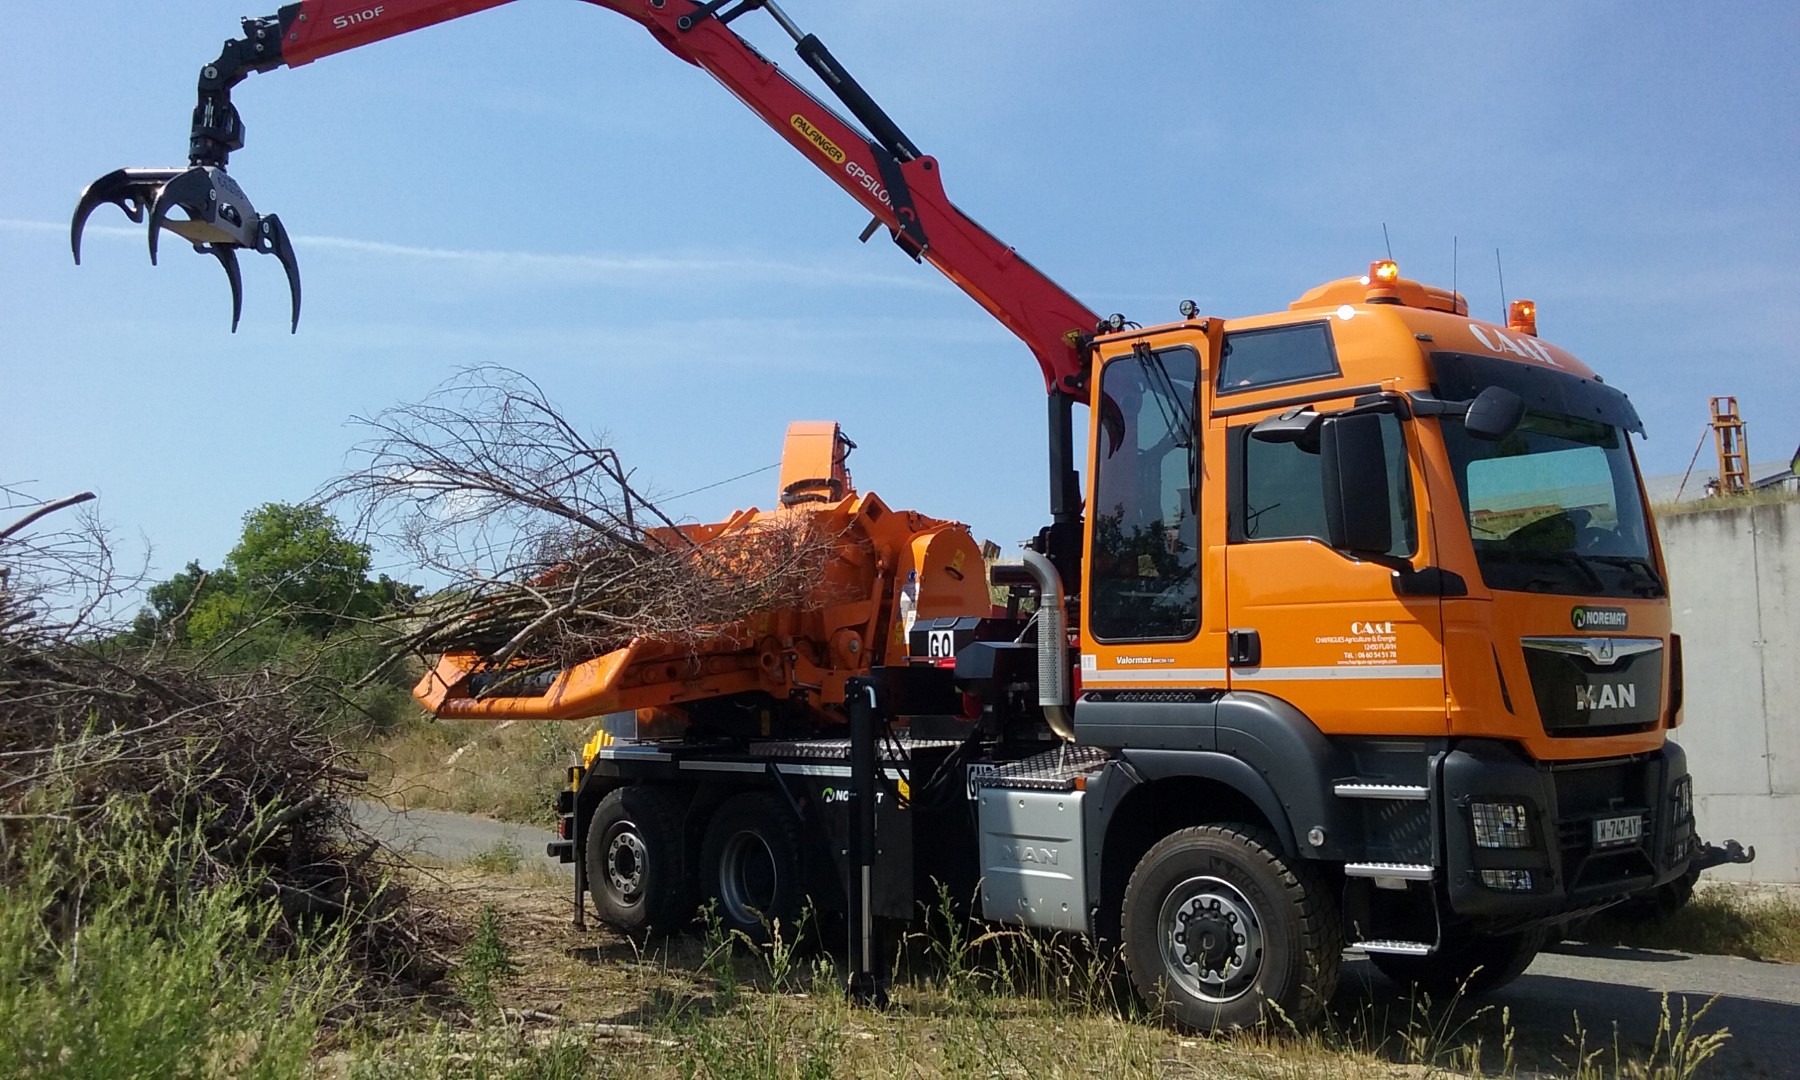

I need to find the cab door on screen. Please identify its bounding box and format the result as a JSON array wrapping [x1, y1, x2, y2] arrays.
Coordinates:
[[1220, 404, 1447, 737], [1077, 334, 1231, 732]]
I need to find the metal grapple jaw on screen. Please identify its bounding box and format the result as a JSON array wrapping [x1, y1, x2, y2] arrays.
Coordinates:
[[72, 165, 301, 333]]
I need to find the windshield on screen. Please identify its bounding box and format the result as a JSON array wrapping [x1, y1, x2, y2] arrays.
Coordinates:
[[1441, 411, 1663, 598]]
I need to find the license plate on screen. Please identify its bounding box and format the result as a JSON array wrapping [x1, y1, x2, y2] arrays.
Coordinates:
[[1592, 814, 1643, 848]]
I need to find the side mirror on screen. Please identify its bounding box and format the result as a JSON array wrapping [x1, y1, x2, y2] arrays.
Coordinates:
[[1320, 413, 1393, 555], [1249, 407, 1322, 451], [1465, 385, 1525, 441]]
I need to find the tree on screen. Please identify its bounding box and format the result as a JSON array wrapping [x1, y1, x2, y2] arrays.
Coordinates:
[[133, 503, 400, 650], [130, 559, 238, 645], [215, 502, 379, 637]]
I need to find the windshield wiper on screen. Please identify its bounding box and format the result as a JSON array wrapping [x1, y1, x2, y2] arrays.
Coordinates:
[[1483, 548, 1608, 593], [1585, 554, 1666, 595]]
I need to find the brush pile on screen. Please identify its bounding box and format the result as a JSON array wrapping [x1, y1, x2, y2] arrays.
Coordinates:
[[331, 366, 840, 688], [0, 500, 447, 991]]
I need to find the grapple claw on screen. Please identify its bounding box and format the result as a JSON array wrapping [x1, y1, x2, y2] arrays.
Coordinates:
[[73, 163, 301, 332], [254, 214, 302, 333], [71, 168, 182, 264], [206, 244, 245, 333], [147, 165, 257, 265]]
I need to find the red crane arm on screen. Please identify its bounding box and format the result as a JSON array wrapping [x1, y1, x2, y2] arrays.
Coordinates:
[[270, 0, 1100, 397]]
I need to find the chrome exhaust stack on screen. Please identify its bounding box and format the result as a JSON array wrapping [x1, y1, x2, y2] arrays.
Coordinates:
[[1021, 549, 1075, 742]]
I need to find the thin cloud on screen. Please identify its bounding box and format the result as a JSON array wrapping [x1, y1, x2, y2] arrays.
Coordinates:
[[1, 217, 940, 291]]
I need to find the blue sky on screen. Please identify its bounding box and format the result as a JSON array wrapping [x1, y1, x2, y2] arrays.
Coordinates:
[[4, 2, 1796, 588]]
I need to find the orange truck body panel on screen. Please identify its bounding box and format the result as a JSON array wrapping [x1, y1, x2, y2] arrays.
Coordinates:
[[1079, 276, 1674, 762]]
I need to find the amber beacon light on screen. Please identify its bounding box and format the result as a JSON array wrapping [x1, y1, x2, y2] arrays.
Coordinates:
[[1508, 299, 1538, 337], [1365, 259, 1401, 301]]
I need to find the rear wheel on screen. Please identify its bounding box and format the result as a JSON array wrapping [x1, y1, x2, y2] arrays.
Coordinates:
[[1121, 824, 1341, 1031], [699, 791, 804, 942], [585, 785, 693, 935], [1370, 927, 1546, 997]]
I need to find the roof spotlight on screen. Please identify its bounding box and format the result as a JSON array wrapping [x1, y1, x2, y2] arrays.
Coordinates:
[[1178, 299, 1199, 319]]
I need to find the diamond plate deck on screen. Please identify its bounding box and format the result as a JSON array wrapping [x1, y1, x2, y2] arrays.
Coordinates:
[[745, 735, 962, 762], [977, 744, 1112, 791]]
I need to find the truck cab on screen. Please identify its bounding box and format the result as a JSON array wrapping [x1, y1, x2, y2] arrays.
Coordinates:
[[1067, 262, 1693, 1017]]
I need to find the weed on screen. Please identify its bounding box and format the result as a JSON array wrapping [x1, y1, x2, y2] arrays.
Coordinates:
[[457, 903, 519, 1015], [469, 839, 526, 875]]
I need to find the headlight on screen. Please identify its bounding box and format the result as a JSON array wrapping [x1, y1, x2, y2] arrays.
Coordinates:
[[1480, 869, 1534, 891], [1471, 801, 1533, 849], [1673, 777, 1694, 823]]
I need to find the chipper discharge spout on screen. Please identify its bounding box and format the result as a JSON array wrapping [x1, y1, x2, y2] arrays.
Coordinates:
[[412, 422, 993, 729]]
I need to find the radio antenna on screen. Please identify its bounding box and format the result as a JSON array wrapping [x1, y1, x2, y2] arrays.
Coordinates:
[[1495, 247, 1508, 320], [1452, 236, 1459, 310], [1382, 223, 1394, 261]]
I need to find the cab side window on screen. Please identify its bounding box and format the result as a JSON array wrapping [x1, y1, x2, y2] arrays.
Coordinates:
[[1088, 347, 1200, 641], [1217, 323, 1338, 395], [1228, 413, 1417, 558]]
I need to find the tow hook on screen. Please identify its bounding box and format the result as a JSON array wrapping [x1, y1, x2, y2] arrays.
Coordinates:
[[1693, 838, 1756, 872]]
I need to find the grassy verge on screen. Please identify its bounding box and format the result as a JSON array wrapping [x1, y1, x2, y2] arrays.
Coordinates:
[[1579, 884, 1800, 963], [361, 714, 593, 825], [337, 864, 1733, 1080], [1651, 487, 1797, 519]]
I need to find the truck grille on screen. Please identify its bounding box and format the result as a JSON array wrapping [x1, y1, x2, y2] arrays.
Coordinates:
[[1548, 756, 1658, 897], [1521, 637, 1662, 737]]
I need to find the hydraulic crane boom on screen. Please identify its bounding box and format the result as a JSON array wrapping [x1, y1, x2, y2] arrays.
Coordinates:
[[71, 0, 1099, 401]]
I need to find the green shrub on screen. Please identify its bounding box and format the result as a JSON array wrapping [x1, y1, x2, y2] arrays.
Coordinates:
[[0, 825, 352, 1080]]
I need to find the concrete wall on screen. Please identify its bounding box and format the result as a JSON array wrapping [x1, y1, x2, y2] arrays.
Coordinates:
[[1662, 498, 1799, 882]]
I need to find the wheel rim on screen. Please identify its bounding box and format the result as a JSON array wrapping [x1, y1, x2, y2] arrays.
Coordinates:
[[604, 822, 648, 903], [717, 829, 779, 926], [1157, 875, 1265, 1004]]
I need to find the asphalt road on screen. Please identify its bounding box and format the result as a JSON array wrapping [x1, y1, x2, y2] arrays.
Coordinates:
[[352, 801, 1800, 1077], [349, 801, 571, 876]]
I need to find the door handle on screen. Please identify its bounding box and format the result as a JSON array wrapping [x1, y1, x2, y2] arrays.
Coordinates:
[[1227, 628, 1261, 668]]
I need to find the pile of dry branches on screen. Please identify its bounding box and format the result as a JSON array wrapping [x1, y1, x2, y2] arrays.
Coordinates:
[[0, 498, 446, 990], [330, 367, 841, 687]]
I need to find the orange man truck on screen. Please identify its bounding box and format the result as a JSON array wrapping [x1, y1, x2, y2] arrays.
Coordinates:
[[72, 0, 1749, 1029]]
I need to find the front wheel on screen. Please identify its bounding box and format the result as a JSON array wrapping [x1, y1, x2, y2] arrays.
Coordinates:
[[1369, 927, 1546, 998], [1120, 824, 1342, 1031]]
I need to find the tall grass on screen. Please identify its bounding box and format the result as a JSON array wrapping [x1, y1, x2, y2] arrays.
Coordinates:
[[1580, 885, 1800, 963], [364, 716, 591, 824], [0, 822, 354, 1079]]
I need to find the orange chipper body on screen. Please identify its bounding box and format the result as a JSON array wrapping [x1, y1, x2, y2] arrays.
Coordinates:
[[411, 421, 989, 725]]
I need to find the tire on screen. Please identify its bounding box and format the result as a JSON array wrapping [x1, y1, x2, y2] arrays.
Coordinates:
[[1120, 824, 1342, 1031], [585, 785, 693, 935], [1370, 927, 1547, 998], [698, 791, 804, 942]]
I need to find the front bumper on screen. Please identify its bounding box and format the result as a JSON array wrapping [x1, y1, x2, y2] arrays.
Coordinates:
[[1438, 738, 1694, 923]]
